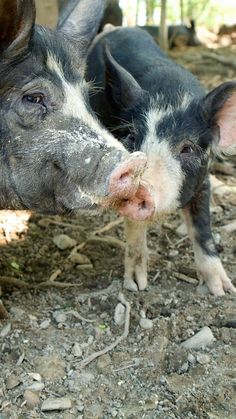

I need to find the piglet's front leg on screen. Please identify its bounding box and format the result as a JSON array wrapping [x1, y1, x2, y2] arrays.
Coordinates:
[[124, 219, 148, 291], [183, 180, 236, 296]]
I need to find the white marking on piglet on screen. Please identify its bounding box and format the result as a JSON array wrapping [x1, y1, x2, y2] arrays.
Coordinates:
[[141, 107, 184, 214], [47, 54, 125, 152]]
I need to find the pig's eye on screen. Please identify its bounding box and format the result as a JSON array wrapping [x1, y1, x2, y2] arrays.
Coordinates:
[[180, 144, 194, 155], [22, 94, 47, 112]]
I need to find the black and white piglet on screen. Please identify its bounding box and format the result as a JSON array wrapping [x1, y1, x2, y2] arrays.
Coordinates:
[[86, 26, 236, 296]]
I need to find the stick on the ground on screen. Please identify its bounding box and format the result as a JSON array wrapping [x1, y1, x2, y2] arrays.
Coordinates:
[[174, 271, 198, 285], [76, 292, 131, 369], [75, 280, 120, 301], [91, 218, 123, 236], [0, 276, 28, 288]]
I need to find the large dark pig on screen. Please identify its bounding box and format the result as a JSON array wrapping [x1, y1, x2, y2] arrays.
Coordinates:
[[86, 26, 236, 296], [0, 0, 153, 220], [140, 20, 201, 48]]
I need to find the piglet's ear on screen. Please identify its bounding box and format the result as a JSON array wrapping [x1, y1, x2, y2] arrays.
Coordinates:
[[0, 0, 35, 58], [104, 44, 143, 109], [202, 81, 236, 156]]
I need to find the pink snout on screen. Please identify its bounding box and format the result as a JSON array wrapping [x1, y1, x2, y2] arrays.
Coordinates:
[[107, 152, 155, 221]]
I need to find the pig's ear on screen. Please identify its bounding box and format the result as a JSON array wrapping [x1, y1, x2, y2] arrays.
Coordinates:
[[104, 45, 143, 109], [57, 0, 105, 56], [0, 0, 35, 58], [202, 81, 236, 156]]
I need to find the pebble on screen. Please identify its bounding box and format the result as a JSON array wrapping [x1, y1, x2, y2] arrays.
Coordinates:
[[187, 354, 196, 365], [169, 249, 179, 258], [0, 322, 11, 337], [181, 326, 215, 349], [179, 362, 189, 374], [52, 311, 67, 324], [26, 382, 45, 392], [53, 234, 77, 250], [196, 353, 210, 365], [6, 375, 21, 390], [114, 303, 125, 326], [39, 319, 51, 329], [27, 373, 42, 382], [24, 390, 40, 409], [77, 402, 84, 413], [175, 222, 187, 236], [69, 252, 91, 265], [72, 343, 83, 358], [41, 397, 72, 411], [139, 318, 153, 330]]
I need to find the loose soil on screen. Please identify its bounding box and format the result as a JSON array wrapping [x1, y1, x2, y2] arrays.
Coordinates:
[[0, 44, 236, 419]]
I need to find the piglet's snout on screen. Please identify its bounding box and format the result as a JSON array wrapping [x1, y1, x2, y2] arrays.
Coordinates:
[[108, 152, 155, 221], [109, 152, 147, 199], [117, 183, 155, 221]]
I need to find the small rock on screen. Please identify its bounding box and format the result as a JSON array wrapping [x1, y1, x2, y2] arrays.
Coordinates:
[[159, 376, 168, 385], [179, 362, 189, 374], [181, 326, 215, 350], [77, 402, 84, 412], [114, 303, 125, 326], [72, 343, 82, 358], [69, 252, 91, 265], [139, 318, 153, 330], [39, 319, 51, 329], [24, 390, 40, 409], [41, 397, 72, 411], [6, 375, 21, 390], [52, 311, 67, 324], [169, 249, 179, 258], [53, 234, 77, 250], [187, 354, 196, 365], [26, 382, 45, 392], [27, 373, 42, 382], [196, 353, 210, 365], [213, 232, 221, 245], [0, 322, 11, 337], [175, 223, 187, 236]]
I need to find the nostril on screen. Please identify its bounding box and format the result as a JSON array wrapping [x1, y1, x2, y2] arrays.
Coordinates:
[[139, 200, 147, 210]]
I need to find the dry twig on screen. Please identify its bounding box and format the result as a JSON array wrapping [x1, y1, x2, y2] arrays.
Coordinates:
[[76, 292, 131, 369], [173, 271, 198, 285]]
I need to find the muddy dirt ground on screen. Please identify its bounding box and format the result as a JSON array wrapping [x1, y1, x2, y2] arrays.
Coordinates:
[[0, 44, 236, 419]]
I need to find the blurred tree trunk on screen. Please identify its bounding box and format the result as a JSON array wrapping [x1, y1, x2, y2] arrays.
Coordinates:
[[136, 0, 141, 25], [159, 0, 168, 51], [146, 0, 156, 25], [180, 0, 184, 23]]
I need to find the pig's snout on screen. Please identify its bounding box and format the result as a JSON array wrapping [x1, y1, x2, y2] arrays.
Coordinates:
[[109, 152, 148, 199], [117, 183, 155, 221], [107, 150, 155, 221]]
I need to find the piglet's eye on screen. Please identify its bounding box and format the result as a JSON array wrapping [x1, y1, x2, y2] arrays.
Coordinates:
[[22, 93, 47, 111], [180, 144, 194, 154]]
